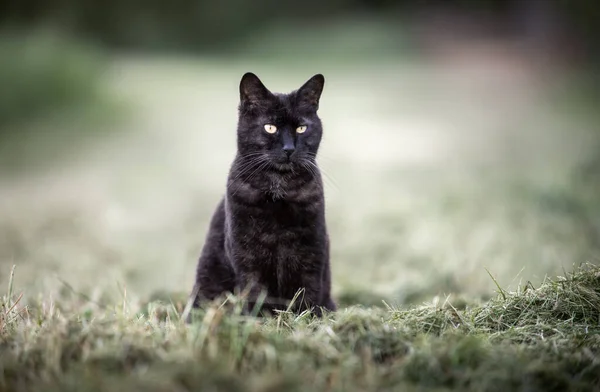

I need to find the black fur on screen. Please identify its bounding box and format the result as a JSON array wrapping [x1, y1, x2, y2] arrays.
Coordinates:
[[189, 72, 335, 317]]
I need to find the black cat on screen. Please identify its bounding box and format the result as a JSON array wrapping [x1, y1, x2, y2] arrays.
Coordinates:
[[188, 72, 335, 317]]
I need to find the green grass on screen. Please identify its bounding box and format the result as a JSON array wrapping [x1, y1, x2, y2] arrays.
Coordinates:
[[1, 263, 599, 391]]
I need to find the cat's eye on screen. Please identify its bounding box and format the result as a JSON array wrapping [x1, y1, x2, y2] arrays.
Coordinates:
[[264, 124, 277, 134], [296, 125, 307, 134]]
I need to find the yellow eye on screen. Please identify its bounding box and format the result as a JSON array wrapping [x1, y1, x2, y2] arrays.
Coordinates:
[[296, 125, 307, 134], [264, 124, 277, 134]]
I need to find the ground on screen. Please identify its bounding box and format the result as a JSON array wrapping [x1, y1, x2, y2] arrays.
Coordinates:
[[0, 40, 599, 390]]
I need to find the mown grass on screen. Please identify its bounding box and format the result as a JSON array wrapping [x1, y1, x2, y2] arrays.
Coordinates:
[[2, 263, 599, 391]]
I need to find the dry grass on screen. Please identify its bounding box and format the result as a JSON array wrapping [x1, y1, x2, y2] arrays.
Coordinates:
[[1, 264, 599, 391]]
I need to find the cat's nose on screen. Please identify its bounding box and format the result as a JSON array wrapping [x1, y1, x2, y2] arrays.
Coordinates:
[[283, 145, 295, 158]]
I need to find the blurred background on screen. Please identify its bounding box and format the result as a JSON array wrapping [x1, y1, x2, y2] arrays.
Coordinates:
[[0, 0, 599, 307]]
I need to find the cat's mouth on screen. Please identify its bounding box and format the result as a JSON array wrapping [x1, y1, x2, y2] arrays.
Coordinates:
[[271, 153, 293, 164], [271, 160, 295, 172], [270, 154, 300, 171]]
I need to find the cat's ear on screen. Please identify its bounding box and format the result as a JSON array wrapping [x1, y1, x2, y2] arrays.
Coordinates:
[[239, 72, 271, 105], [296, 74, 325, 111]]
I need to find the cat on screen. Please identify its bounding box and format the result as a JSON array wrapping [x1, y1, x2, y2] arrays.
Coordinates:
[[186, 72, 336, 318]]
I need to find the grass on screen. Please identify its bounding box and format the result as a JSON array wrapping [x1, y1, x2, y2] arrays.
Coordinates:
[[1, 263, 599, 391]]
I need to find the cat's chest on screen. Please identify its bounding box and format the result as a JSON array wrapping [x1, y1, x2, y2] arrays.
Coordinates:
[[268, 177, 285, 200], [245, 199, 306, 229], [229, 199, 318, 246]]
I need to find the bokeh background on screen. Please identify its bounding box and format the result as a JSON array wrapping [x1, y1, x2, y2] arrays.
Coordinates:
[[1, 0, 599, 307]]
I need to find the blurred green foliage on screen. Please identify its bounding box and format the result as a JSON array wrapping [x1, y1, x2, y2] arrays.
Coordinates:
[[1, 0, 366, 51], [0, 0, 598, 134], [0, 30, 104, 129], [0, 0, 598, 57]]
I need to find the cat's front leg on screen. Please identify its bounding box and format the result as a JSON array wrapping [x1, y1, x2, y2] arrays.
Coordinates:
[[237, 272, 270, 315], [294, 268, 326, 317]]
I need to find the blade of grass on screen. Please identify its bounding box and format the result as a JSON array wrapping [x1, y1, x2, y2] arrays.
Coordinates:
[[6, 264, 16, 308], [485, 267, 507, 301]]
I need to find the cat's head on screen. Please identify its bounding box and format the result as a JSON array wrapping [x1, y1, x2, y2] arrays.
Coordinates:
[[236, 72, 325, 170]]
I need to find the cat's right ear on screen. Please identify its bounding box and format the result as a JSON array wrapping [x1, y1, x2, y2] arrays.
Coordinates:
[[239, 72, 271, 106], [296, 74, 325, 111]]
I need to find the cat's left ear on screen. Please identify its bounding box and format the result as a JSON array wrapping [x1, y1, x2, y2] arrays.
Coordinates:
[[240, 72, 272, 105], [297, 74, 325, 111]]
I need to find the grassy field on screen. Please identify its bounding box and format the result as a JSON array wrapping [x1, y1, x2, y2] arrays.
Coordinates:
[[1, 47, 599, 390], [1, 263, 599, 391]]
